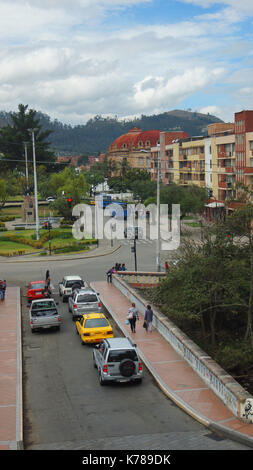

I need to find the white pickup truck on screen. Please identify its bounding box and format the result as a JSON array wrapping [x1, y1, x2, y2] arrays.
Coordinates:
[[59, 275, 86, 302]]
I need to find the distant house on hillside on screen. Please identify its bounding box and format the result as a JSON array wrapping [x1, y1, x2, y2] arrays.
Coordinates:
[[57, 155, 80, 166]]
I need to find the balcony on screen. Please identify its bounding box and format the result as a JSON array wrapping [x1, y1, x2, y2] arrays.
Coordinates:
[[244, 167, 253, 175]]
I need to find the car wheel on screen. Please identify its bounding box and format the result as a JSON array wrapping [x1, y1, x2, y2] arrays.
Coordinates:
[[133, 378, 142, 384], [59, 290, 62, 297], [99, 372, 106, 386], [119, 359, 136, 377], [81, 335, 85, 346], [93, 355, 97, 368], [62, 295, 66, 303]]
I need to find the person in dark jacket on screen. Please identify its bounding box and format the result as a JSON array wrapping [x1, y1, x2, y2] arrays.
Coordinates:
[[144, 304, 153, 332]]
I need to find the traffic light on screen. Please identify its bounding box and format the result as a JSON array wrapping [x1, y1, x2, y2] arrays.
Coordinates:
[[67, 197, 72, 208]]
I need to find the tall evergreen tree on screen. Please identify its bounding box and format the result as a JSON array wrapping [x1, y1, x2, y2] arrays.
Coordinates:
[[0, 104, 56, 174]]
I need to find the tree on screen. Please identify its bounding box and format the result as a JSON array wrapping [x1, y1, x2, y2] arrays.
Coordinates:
[[48, 167, 88, 219], [223, 203, 253, 346], [0, 104, 56, 173]]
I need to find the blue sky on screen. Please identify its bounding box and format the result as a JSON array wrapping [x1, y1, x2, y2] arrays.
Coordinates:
[[0, 0, 253, 125]]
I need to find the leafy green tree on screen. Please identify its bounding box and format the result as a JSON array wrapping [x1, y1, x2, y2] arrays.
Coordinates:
[[48, 167, 88, 219], [222, 203, 253, 346]]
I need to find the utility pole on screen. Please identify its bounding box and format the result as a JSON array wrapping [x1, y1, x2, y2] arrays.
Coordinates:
[[23, 141, 29, 191], [156, 132, 165, 272], [28, 128, 39, 241]]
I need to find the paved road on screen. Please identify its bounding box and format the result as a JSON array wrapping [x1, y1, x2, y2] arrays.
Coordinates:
[[1, 239, 251, 450]]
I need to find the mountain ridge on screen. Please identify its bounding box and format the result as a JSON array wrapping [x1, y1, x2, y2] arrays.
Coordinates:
[[0, 108, 223, 155]]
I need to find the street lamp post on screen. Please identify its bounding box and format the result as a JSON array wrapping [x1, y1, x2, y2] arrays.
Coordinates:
[[156, 132, 165, 272], [28, 128, 39, 241]]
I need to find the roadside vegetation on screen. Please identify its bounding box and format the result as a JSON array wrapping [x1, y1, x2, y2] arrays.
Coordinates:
[[141, 203, 253, 391]]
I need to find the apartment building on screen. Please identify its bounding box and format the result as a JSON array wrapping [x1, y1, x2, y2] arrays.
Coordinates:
[[150, 131, 189, 184]]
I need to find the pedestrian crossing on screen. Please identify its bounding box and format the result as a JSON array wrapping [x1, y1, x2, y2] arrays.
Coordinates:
[[121, 238, 154, 246]]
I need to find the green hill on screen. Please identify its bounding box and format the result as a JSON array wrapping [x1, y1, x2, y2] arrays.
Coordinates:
[[0, 109, 223, 156]]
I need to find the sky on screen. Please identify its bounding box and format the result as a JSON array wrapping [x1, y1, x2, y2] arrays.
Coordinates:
[[0, 0, 253, 125]]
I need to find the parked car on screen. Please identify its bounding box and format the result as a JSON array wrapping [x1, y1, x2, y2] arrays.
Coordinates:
[[75, 313, 114, 345], [27, 281, 49, 303], [59, 275, 86, 302], [93, 337, 143, 385], [46, 196, 55, 202], [29, 298, 62, 333], [68, 288, 102, 320]]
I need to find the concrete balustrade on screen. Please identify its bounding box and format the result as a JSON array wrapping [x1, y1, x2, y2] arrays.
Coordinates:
[[112, 272, 253, 423]]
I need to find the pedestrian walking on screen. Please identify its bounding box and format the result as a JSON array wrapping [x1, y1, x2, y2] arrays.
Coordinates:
[[127, 303, 139, 333], [2, 280, 6, 300], [144, 304, 153, 332], [106, 266, 115, 283], [121, 263, 126, 271], [46, 270, 50, 281], [0, 280, 4, 301]]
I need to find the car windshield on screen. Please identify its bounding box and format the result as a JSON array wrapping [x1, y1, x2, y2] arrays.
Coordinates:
[[66, 280, 83, 287], [108, 349, 138, 362], [30, 283, 45, 290], [32, 309, 58, 317], [77, 294, 97, 303], [84, 318, 108, 328], [31, 301, 55, 310]]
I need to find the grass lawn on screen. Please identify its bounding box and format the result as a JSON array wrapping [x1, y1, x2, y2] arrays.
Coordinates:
[[0, 228, 96, 256], [0, 241, 37, 254]]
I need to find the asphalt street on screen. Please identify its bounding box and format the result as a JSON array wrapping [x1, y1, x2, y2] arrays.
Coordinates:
[[0, 235, 251, 450]]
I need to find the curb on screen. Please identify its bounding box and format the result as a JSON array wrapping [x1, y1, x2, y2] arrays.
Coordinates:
[[0, 244, 122, 264], [94, 286, 253, 449], [16, 288, 23, 450]]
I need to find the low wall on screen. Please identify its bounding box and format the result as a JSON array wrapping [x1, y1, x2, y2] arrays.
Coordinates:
[[118, 271, 166, 287], [112, 273, 253, 424]]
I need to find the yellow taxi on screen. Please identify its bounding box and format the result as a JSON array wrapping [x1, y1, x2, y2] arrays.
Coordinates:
[[76, 312, 114, 344]]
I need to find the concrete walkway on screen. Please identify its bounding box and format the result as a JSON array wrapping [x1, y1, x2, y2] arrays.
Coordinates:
[[0, 287, 22, 450], [92, 281, 253, 448]]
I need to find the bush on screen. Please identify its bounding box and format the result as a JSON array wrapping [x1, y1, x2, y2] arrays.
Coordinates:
[[215, 339, 253, 374], [0, 215, 15, 222]]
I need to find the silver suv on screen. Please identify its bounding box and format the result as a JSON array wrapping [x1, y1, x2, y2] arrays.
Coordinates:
[[93, 337, 143, 385], [29, 298, 61, 333], [68, 288, 101, 320]]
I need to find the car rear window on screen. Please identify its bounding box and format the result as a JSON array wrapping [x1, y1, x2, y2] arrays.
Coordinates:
[[31, 301, 55, 310], [32, 309, 58, 317], [30, 283, 45, 290], [107, 349, 138, 362], [77, 294, 97, 303], [84, 318, 108, 328], [66, 280, 84, 287]]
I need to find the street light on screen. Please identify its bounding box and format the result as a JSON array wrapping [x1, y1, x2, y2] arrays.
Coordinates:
[[156, 132, 165, 272], [28, 128, 39, 240]]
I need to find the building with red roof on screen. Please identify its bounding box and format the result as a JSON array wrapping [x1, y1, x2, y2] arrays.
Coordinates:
[[108, 128, 163, 173]]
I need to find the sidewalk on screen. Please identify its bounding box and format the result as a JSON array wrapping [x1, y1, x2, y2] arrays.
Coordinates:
[[0, 287, 22, 450], [92, 281, 253, 448]]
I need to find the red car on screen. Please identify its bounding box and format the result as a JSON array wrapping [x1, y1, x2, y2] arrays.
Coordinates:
[[27, 281, 47, 302]]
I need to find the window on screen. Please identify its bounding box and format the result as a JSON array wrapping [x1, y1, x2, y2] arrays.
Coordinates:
[[107, 349, 138, 362], [77, 294, 98, 303], [84, 318, 108, 328]]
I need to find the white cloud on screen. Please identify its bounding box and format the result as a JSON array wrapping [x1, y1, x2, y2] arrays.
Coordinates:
[[133, 68, 225, 111], [0, 0, 252, 124]]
